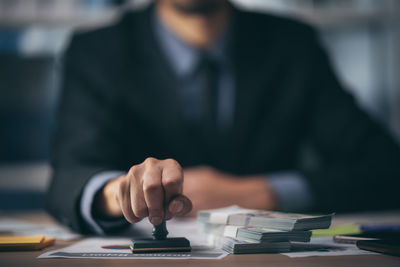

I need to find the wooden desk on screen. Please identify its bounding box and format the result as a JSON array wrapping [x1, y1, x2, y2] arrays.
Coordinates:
[[1, 211, 400, 267]]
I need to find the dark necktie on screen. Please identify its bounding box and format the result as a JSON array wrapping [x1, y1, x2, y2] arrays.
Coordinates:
[[199, 54, 220, 139], [185, 54, 220, 159]]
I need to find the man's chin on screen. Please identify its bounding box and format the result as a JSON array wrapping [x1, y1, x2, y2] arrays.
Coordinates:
[[170, 0, 226, 16]]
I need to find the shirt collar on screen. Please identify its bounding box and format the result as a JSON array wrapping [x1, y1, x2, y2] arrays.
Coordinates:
[[152, 10, 231, 77]]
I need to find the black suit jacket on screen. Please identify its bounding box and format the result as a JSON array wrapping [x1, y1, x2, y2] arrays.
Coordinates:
[[46, 5, 400, 233]]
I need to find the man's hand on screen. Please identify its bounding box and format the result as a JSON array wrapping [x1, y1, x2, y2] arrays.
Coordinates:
[[96, 158, 192, 225], [183, 167, 277, 217]]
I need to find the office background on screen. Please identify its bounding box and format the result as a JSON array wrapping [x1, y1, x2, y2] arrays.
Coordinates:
[[1, 0, 400, 210]]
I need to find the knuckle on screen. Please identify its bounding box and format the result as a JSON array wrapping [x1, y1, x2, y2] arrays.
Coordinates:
[[128, 165, 139, 176], [144, 157, 158, 166], [163, 176, 181, 188], [142, 181, 161, 193], [165, 158, 181, 169]]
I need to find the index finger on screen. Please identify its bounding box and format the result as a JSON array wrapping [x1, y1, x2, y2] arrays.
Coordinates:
[[142, 166, 164, 225], [161, 159, 183, 206]]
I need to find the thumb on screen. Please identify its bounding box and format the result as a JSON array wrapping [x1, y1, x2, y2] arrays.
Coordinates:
[[168, 194, 192, 216]]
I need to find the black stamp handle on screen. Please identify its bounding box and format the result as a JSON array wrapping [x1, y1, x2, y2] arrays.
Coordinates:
[[152, 220, 169, 240]]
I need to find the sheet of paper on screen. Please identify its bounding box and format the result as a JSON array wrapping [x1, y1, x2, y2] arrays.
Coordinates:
[[282, 237, 378, 258], [38, 238, 228, 260], [0, 218, 81, 241], [39, 219, 227, 260]]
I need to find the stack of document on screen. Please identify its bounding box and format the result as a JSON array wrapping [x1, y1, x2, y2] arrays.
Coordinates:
[[198, 206, 333, 254]]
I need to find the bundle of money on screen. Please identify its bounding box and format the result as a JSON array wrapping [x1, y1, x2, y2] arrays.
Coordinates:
[[198, 206, 333, 231], [198, 206, 333, 254], [222, 237, 290, 254], [247, 212, 332, 231], [204, 224, 311, 243], [237, 227, 311, 242]]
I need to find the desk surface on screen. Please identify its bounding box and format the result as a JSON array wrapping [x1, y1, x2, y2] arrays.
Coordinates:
[[1, 211, 400, 267]]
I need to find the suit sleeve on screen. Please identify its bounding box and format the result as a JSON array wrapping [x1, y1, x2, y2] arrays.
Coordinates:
[[301, 30, 400, 213], [45, 34, 128, 233]]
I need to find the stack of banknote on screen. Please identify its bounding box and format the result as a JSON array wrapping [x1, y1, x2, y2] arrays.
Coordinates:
[[198, 206, 333, 254], [222, 237, 291, 254]]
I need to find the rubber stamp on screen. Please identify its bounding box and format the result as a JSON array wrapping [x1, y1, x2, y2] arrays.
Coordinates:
[[130, 220, 191, 253]]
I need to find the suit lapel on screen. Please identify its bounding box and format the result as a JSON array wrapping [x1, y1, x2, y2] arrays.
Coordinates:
[[228, 10, 279, 170], [121, 7, 204, 164]]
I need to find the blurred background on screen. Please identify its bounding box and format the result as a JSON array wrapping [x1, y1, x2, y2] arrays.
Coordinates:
[[1, 0, 399, 210]]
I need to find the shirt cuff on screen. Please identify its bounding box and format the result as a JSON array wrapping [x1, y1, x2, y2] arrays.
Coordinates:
[[80, 170, 128, 234], [266, 171, 313, 212]]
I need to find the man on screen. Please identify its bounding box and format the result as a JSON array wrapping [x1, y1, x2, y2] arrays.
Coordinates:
[[46, 0, 400, 234]]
